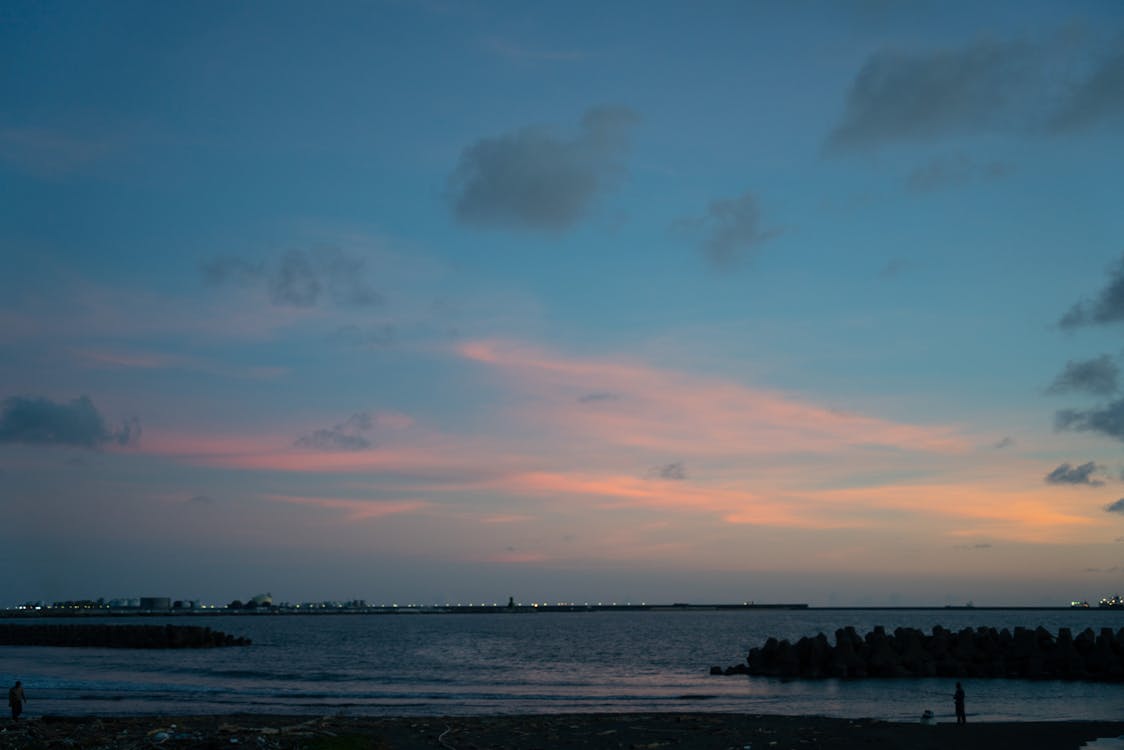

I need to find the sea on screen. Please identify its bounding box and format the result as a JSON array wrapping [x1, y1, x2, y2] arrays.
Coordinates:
[[3, 609, 1124, 723]]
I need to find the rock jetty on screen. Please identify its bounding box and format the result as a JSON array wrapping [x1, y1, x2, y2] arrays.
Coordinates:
[[712, 625, 1124, 681], [0, 623, 251, 648]]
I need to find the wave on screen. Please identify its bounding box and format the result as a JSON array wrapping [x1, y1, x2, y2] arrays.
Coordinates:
[[9, 610, 1124, 721], [194, 668, 360, 682]]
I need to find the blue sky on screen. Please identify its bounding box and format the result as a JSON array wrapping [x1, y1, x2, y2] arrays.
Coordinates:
[[3, 0, 1124, 606]]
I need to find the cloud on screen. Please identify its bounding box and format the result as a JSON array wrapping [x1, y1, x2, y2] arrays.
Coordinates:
[[269, 250, 321, 307], [485, 548, 550, 564], [1050, 40, 1124, 133], [1044, 461, 1104, 486], [651, 462, 687, 481], [1047, 355, 1119, 396], [116, 417, 141, 446], [448, 105, 638, 231], [1056, 399, 1124, 441], [187, 495, 215, 505], [878, 259, 910, 279], [1105, 499, 1124, 514], [489, 470, 839, 529], [825, 39, 1034, 152], [202, 247, 380, 309], [0, 395, 139, 448], [330, 325, 395, 349], [954, 542, 993, 549], [677, 190, 778, 268], [135, 336, 1102, 547], [315, 247, 381, 307], [264, 494, 429, 521], [294, 430, 370, 452], [200, 257, 265, 287], [458, 339, 967, 455], [578, 392, 619, 404], [905, 154, 1013, 192], [294, 413, 375, 452], [443, 341, 1111, 541], [993, 436, 1015, 449], [1059, 255, 1124, 328], [825, 33, 1124, 152]]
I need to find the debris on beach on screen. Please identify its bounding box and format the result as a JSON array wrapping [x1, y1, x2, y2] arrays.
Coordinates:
[[2, 713, 1123, 750]]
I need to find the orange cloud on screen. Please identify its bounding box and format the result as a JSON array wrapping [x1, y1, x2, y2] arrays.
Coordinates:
[[808, 481, 1099, 543]]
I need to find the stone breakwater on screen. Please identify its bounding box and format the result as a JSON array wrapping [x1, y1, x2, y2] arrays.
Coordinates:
[[712, 625, 1124, 681], [0, 623, 251, 648]]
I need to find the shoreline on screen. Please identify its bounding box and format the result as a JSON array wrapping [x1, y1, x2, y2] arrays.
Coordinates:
[[5, 604, 1122, 618], [2, 713, 1122, 749]]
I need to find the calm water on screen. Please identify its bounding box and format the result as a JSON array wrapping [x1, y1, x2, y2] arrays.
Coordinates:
[[3, 609, 1124, 721]]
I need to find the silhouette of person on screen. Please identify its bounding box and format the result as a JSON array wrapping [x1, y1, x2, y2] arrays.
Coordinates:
[[953, 681, 966, 724], [8, 681, 25, 721]]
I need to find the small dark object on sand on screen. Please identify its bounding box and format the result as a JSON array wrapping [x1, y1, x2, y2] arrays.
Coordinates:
[[1, 714, 1122, 750]]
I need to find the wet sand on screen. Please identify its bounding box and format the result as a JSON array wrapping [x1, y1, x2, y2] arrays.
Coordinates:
[[2, 713, 1122, 749]]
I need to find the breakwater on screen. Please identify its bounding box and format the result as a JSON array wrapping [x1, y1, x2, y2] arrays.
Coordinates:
[[713, 625, 1124, 681], [0, 623, 251, 648]]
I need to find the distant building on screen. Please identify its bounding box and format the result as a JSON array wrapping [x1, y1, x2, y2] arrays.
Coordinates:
[[140, 597, 172, 610], [109, 598, 141, 609]]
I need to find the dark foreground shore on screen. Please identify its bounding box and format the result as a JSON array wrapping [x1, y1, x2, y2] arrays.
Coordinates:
[[2, 713, 1122, 749]]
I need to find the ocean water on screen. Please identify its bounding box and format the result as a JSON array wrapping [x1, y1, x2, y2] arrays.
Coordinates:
[[2, 609, 1124, 721]]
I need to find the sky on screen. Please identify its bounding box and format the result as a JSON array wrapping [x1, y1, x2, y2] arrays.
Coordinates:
[[2, 1, 1124, 607]]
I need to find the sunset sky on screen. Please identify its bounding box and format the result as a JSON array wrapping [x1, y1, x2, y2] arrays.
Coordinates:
[[3, 1, 1124, 606]]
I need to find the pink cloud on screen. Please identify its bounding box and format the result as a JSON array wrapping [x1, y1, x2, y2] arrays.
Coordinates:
[[479, 550, 550, 564], [138, 431, 286, 460], [457, 339, 967, 456], [444, 339, 1116, 543], [138, 427, 527, 479], [262, 494, 430, 521], [126, 339, 1107, 566], [459, 471, 857, 530], [480, 514, 535, 524]]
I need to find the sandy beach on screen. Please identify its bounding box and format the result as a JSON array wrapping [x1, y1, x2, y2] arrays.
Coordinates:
[[2, 713, 1122, 749]]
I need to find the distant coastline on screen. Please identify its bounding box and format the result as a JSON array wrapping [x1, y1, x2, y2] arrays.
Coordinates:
[[0, 602, 809, 617], [2, 602, 1120, 618]]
